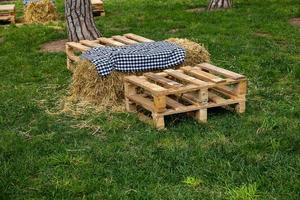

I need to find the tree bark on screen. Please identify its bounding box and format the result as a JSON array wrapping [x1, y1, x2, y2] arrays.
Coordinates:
[[65, 0, 101, 42], [208, 0, 232, 10]]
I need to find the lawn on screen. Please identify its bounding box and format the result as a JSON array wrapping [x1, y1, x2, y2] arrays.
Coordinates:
[[0, 0, 300, 199]]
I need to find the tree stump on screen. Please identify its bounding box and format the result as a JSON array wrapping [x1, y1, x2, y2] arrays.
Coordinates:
[[208, 0, 232, 10], [65, 0, 101, 42]]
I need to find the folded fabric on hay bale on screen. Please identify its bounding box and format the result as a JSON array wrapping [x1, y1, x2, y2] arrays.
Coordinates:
[[24, 0, 57, 23], [81, 41, 186, 76], [64, 38, 210, 113]]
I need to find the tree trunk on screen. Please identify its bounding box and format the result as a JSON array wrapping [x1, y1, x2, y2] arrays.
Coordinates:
[[65, 0, 101, 42], [208, 0, 232, 10]]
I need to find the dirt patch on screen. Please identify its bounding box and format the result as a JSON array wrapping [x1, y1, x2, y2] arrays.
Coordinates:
[[186, 7, 206, 13], [253, 31, 272, 38], [289, 18, 300, 27], [40, 39, 68, 52], [0, 37, 4, 44]]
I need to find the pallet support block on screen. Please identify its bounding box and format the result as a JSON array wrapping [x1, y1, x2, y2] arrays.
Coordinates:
[[234, 80, 247, 113], [65, 44, 74, 71], [195, 88, 208, 123], [0, 4, 16, 24], [152, 113, 165, 130], [153, 96, 166, 113], [124, 82, 137, 112]]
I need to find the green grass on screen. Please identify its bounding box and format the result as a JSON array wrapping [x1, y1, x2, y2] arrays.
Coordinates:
[[0, 0, 300, 199]]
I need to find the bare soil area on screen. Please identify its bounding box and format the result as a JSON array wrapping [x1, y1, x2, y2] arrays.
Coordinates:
[[40, 39, 68, 52]]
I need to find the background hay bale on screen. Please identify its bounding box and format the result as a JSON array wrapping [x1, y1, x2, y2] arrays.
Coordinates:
[[24, 0, 57, 24], [64, 38, 211, 113], [165, 38, 210, 66]]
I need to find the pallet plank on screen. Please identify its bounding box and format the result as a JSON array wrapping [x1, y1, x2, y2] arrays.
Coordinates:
[[112, 35, 139, 45], [166, 97, 185, 110], [164, 69, 211, 87], [97, 37, 126, 46], [164, 84, 202, 95], [208, 92, 227, 104], [181, 66, 226, 83], [0, 4, 15, 23], [124, 33, 154, 43], [80, 40, 104, 48], [125, 76, 167, 94], [0, 5, 15, 11], [0, 15, 10, 20], [213, 85, 237, 99], [198, 63, 245, 80], [161, 99, 243, 116], [127, 94, 155, 112], [66, 42, 91, 52], [91, 0, 103, 4], [144, 72, 183, 88], [91, 0, 104, 11], [163, 105, 200, 116]]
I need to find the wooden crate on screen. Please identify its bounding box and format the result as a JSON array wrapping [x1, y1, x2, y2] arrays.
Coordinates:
[[0, 4, 16, 24], [124, 63, 247, 129], [65, 33, 154, 71], [91, 0, 105, 16]]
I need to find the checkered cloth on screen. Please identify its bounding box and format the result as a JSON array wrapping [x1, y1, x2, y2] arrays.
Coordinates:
[[81, 41, 186, 76]]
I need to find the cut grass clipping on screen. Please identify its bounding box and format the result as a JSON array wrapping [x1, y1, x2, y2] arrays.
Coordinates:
[[63, 38, 210, 114], [24, 0, 57, 24]]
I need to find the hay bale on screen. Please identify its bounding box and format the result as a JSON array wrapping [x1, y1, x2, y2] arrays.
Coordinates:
[[24, 0, 57, 24], [65, 60, 127, 112], [165, 38, 210, 66], [64, 38, 211, 113]]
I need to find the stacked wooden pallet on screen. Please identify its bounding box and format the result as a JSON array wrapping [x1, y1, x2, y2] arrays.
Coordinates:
[[124, 63, 247, 129], [0, 2, 16, 24], [65, 33, 154, 71], [91, 0, 105, 16]]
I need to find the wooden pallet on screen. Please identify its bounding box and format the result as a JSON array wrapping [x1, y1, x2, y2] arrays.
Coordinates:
[[65, 33, 154, 71], [91, 0, 105, 16], [0, 4, 15, 24], [0, 0, 16, 3], [124, 63, 247, 129]]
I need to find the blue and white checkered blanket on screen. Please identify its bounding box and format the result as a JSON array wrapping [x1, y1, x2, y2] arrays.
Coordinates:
[[81, 41, 186, 76]]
